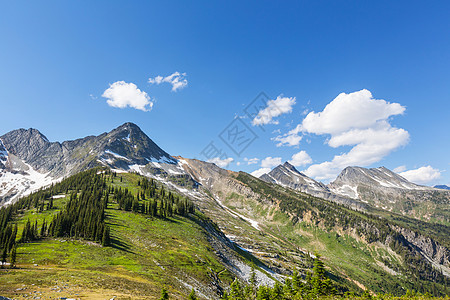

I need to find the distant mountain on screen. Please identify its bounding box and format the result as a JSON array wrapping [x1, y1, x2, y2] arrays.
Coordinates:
[[435, 185, 450, 190], [0, 122, 188, 205], [328, 166, 430, 198], [259, 162, 365, 210], [328, 166, 450, 220]]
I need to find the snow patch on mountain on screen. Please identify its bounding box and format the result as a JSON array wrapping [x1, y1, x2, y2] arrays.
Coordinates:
[[0, 161, 58, 205], [330, 184, 359, 199], [104, 150, 131, 161]]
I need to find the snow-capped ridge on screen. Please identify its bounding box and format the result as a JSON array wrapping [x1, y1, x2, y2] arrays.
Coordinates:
[[259, 162, 365, 209]]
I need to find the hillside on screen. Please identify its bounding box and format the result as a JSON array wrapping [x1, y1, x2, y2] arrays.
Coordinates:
[[1, 166, 448, 299], [178, 158, 450, 297], [0, 168, 267, 299]]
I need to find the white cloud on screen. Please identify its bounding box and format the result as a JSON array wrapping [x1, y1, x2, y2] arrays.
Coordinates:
[[393, 165, 406, 173], [244, 157, 259, 165], [288, 151, 312, 167], [250, 156, 283, 178], [236, 161, 241, 166], [208, 157, 234, 168], [261, 156, 282, 168], [148, 72, 188, 92], [273, 124, 303, 147], [300, 90, 409, 181], [399, 166, 441, 185], [302, 89, 405, 135], [251, 168, 271, 178], [102, 81, 153, 112], [252, 95, 296, 126]]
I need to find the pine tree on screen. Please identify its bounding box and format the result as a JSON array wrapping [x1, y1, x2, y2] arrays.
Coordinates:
[[102, 226, 110, 246], [270, 281, 283, 299], [309, 254, 334, 296], [159, 287, 169, 300], [230, 280, 243, 300], [292, 270, 301, 292], [40, 219, 47, 237], [256, 286, 270, 300], [188, 288, 197, 300], [10, 245, 16, 268], [1, 247, 7, 268]]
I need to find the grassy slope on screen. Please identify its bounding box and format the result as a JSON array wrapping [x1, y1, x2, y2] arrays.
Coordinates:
[[0, 172, 233, 299]]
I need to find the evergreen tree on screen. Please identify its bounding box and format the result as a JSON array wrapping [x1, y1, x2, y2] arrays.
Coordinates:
[[270, 281, 283, 299], [10, 245, 16, 268], [159, 287, 169, 300], [102, 226, 111, 246], [309, 254, 334, 296], [230, 280, 244, 300], [1, 247, 6, 268], [188, 288, 197, 300], [250, 267, 257, 287], [256, 286, 270, 300], [221, 291, 229, 300]]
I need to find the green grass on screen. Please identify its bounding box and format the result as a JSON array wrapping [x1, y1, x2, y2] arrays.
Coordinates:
[[0, 173, 234, 299]]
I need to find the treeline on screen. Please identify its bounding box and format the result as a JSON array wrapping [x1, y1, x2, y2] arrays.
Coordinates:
[[0, 168, 197, 267], [48, 185, 109, 245], [113, 176, 194, 218], [0, 169, 111, 265], [235, 173, 449, 296]]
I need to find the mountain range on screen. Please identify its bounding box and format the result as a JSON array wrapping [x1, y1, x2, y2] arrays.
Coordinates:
[[0, 122, 449, 298]]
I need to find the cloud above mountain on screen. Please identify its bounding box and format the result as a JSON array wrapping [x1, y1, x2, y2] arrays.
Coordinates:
[[252, 95, 296, 126], [250, 156, 282, 177], [102, 81, 153, 111], [148, 72, 188, 92], [289, 150, 312, 167], [399, 166, 441, 185], [297, 89, 409, 181], [208, 157, 234, 168], [272, 124, 303, 147], [261, 156, 282, 168]]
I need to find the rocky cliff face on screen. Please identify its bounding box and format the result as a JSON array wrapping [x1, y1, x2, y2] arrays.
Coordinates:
[[391, 226, 450, 276], [260, 162, 365, 210]]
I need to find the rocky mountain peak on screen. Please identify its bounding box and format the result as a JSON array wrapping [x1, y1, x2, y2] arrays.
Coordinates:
[[331, 166, 424, 189], [281, 161, 298, 172], [103, 122, 176, 166], [259, 162, 365, 209], [113, 122, 143, 134], [0, 128, 56, 167], [328, 165, 449, 213], [0, 123, 180, 204]]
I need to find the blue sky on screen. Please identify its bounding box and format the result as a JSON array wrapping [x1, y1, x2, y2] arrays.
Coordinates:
[[1, 1, 449, 185]]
